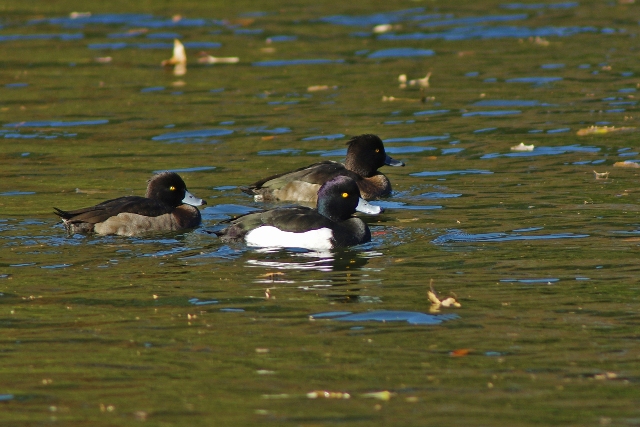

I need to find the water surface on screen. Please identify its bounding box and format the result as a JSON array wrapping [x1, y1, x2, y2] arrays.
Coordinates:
[[0, 1, 639, 425]]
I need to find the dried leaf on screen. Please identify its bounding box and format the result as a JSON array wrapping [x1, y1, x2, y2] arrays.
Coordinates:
[[511, 142, 534, 152], [613, 161, 640, 168], [593, 170, 609, 179], [161, 39, 187, 76], [428, 279, 461, 312], [450, 348, 471, 357], [197, 53, 239, 64], [577, 126, 636, 136], [361, 390, 395, 401], [307, 390, 351, 399]]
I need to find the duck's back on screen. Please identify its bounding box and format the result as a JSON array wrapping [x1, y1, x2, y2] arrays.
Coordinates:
[[54, 196, 175, 225], [243, 161, 360, 203]]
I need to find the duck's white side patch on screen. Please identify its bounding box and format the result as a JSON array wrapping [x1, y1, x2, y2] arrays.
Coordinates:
[[245, 226, 334, 250]]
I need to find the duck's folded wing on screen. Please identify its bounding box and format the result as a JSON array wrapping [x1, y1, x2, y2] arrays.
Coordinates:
[[54, 196, 173, 224], [259, 207, 329, 232], [215, 207, 326, 239], [243, 161, 355, 191]]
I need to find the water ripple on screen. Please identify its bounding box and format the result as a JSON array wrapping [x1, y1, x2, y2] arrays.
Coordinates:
[[433, 230, 589, 244], [310, 310, 459, 325]]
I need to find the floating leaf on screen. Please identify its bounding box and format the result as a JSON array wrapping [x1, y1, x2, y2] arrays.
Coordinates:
[[428, 279, 461, 312], [161, 39, 187, 76], [197, 52, 240, 64], [613, 161, 640, 168], [577, 126, 636, 136], [307, 390, 351, 399], [361, 390, 395, 401], [511, 142, 534, 152], [450, 348, 471, 357]]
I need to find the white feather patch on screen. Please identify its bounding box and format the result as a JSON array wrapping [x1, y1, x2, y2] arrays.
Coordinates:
[[245, 226, 334, 250]]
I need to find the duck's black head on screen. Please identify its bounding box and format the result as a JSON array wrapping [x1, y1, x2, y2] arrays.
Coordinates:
[[316, 176, 361, 222], [344, 134, 404, 177], [146, 172, 206, 207]]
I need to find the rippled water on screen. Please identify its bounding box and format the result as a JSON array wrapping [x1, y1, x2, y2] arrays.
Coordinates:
[[1, 1, 639, 425]]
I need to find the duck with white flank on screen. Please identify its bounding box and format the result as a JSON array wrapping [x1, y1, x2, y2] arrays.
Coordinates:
[[216, 176, 376, 250]]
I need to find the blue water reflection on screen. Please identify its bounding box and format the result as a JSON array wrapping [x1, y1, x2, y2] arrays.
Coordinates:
[[252, 59, 344, 66], [433, 230, 588, 244], [411, 169, 493, 177], [379, 26, 596, 41], [481, 144, 599, 158], [368, 48, 434, 58], [4, 120, 108, 127], [152, 129, 233, 142], [311, 310, 459, 325], [319, 8, 426, 26]]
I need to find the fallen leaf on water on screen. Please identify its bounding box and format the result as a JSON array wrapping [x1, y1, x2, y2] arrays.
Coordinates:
[[361, 390, 395, 401], [261, 394, 290, 399], [307, 390, 351, 399], [428, 279, 461, 312], [613, 161, 640, 168], [450, 348, 471, 357], [382, 96, 419, 102], [161, 39, 187, 76], [593, 372, 618, 380], [258, 272, 283, 280], [197, 52, 240, 64], [409, 72, 431, 88], [398, 73, 431, 89], [373, 24, 398, 34], [70, 12, 91, 19], [593, 170, 609, 179], [398, 218, 419, 223], [308, 85, 335, 92], [529, 36, 549, 46], [577, 125, 636, 136], [511, 142, 534, 152]]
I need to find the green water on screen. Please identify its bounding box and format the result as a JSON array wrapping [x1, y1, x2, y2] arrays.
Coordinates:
[[1, 1, 639, 425]]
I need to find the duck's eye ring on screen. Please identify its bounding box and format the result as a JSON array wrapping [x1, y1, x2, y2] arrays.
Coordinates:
[[342, 192, 349, 198], [375, 148, 380, 153], [169, 186, 176, 191]]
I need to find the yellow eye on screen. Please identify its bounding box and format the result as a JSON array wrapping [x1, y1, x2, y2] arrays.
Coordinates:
[[342, 192, 349, 198], [169, 186, 176, 191], [375, 148, 380, 153]]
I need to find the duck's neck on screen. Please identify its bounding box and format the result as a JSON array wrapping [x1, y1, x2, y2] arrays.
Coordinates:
[[317, 199, 349, 222], [344, 158, 375, 178]]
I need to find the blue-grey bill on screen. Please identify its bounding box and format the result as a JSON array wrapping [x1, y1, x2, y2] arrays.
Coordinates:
[[182, 190, 207, 206], [356, 197, 383, 215], [385, 154, 405, 167]]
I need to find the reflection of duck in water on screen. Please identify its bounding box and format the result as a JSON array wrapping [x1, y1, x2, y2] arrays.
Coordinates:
[[242, 134, 404, 204], [247, 246, 372, 273], [54, 172, 206, 236], [214, 176, 377, 250]]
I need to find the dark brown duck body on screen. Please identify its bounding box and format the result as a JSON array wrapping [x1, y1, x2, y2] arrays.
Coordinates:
[[243, 134, 404, 204], [54, 172, 206, 236]]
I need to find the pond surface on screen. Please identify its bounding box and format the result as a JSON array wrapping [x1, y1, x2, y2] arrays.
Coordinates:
[[1, 0, 639, 425]]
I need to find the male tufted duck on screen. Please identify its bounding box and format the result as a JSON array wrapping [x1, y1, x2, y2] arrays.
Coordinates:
[[216, 176, 375, 250]]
